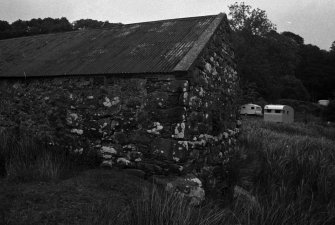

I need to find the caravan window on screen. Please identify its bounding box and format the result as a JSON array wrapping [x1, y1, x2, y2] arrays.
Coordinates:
[[251, 107, 255, 110], [266, 109, 272, 113], [275, 110, 282, 114]]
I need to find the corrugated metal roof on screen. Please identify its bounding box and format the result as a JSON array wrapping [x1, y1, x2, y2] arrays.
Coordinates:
[[0, 14, 225, 78]]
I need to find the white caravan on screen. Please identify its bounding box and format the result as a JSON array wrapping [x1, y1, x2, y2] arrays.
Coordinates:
[[318, 100, 330, 106], [264, 105, 294, 123], [240, 103, 262, 116]]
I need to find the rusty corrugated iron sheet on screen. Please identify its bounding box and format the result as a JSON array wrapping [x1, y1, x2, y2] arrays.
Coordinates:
[[0, 14, 222, 77]]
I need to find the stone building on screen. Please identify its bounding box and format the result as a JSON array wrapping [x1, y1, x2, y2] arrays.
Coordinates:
[[0, 14, 239, 180]]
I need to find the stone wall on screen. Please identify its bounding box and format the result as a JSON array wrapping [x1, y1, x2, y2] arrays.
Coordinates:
[[174, 18, 240, 194], [0, 76, 190, 170], [0, 18, 239, 196]]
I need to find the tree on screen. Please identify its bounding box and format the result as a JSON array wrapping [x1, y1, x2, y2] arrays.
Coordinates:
[[330, 41, 335, 53], [11, 19, 28, 37], [0, 20, 10, 32], [228, 2, 276, 36], [0, 20, 11, 39], [72, 19, 122, 30], [228, 2, 308, 102], [281, 31, 304, 46], [296, 44, 335, 100]]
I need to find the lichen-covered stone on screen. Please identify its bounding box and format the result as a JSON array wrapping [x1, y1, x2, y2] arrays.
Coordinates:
[[153, 174, 205, 205], [0, 16, 239, 197]]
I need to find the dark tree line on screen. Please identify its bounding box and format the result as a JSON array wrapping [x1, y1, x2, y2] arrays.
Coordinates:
[[228, 2, 335, 105], [0, 17, 123, 40]]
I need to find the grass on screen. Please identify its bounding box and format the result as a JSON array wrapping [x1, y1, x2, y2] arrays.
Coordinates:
[[86, 187, 234, 225], [0, 129, 100, 181], [231, 118, 335, 225], [83, 119, 335, 225], [0, 169, 149, 225], [1, 119, 335, 224], [0, 130, 69, 181]]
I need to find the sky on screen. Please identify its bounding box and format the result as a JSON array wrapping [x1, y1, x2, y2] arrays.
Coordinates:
[[1, 0, 334, 50]]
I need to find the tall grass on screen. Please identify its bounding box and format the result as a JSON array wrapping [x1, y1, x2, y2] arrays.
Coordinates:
[[84, 119, 335, 225], [87, 187, 235, 225], [0, 130, 72, 181], [233, 119, 335, 224]]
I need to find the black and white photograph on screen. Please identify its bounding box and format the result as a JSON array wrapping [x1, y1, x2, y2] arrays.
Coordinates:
[[0, 0, 334, 224]]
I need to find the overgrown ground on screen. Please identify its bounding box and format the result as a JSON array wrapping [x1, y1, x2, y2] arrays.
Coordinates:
[[1, 119, 335, 224], [232, 118, 335, 225], [0, 169, 150, 225]]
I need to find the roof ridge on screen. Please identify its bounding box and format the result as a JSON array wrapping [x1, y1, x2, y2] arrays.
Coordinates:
[[0, 15, 219, 43], [173, 13, 226, 72], [125, 14, 218, 26]]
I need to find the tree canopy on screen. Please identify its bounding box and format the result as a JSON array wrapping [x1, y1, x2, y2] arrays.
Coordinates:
[[0, 17, 122, 40], [228, 2, 276, 36], [228, 2, 335, 104]]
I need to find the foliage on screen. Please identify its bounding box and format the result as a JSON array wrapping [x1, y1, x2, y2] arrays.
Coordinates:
[[229, 2, 335, 103], [282, 31, 304, 46], [228, 2, 276, 36], [330, 41, 335, 53], [228, 3, 306, 102], [279, 76, 310, 101], [296, 44, 335, 100], [0, 17, 122, 40], [73, 19, 122, 30]]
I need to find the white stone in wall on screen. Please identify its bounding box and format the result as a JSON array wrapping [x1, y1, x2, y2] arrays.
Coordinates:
[[147, 122, 163, 135], [101, 160, 113, 168], [178, 141, 189, 150], [172, 123, 185, 139], [199, 87, 205, 97], [111, 97, 120, 105], [73, 148, 83, 154], [103, 97, 112, 107], [71, 129, 83, 135], [101, 146, 117, 154], [205, 62, 212, 73], [117, 157, 131, 166], [212, 68, 218, 76]]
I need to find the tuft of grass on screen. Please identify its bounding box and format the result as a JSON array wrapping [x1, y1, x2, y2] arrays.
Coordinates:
[[87, 187, 234, 225], [0, 130, 78, 181]]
